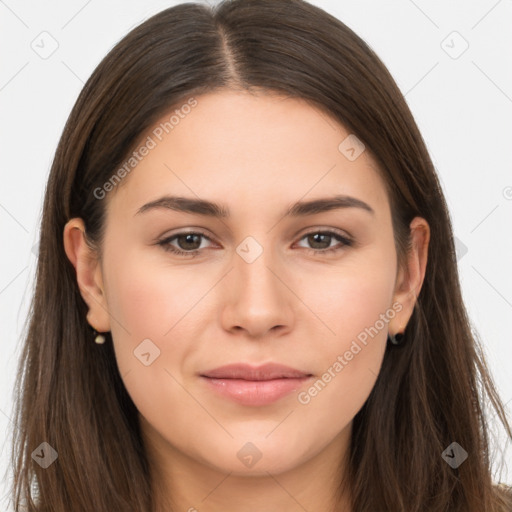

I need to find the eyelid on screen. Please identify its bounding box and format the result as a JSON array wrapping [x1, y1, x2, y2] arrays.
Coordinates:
[[157, 227, 214, 242], [298, 226, 353, 241]]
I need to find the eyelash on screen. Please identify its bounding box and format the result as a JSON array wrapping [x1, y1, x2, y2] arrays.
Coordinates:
[[157, 229, 353, 258]]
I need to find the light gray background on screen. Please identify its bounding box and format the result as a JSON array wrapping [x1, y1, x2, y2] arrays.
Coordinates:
[[1, 0, 511, 507]]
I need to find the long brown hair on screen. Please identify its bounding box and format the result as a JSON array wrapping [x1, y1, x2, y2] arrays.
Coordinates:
[[9, 0, 512, 510]]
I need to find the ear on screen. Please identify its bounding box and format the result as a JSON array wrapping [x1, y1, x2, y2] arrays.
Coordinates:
[[389, 216, 430, 335], [63, 218, 111, 332]]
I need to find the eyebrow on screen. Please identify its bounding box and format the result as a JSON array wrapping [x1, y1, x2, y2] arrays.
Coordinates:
[[135, 194, 375, 218]]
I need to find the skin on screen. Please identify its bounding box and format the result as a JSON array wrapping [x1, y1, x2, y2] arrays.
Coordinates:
[[64, 89, 429, 512]]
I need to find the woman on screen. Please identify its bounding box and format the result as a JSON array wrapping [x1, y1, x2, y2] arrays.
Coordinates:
[[10, 0, 512, 510]]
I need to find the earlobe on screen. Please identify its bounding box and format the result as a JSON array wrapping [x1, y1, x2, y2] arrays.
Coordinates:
[[63, 218, 111, 332]]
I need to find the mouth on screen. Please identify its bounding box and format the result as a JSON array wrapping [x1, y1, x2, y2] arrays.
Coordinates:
[[199, 363, 313, 406]]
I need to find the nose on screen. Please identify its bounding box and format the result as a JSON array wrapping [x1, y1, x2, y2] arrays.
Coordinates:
[[220, 238, 295, 339]]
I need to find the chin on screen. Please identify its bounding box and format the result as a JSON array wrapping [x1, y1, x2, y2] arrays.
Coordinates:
[[196, 434, 310, 476]]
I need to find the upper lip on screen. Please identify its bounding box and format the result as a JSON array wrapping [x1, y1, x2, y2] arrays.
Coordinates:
[[200, 363, 312, 381]]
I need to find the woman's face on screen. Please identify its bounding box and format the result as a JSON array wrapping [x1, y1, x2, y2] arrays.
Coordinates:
[[69, 89, 426, 477]]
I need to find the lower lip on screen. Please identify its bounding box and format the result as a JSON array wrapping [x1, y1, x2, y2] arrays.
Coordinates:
[[201, 376, 312, 406]]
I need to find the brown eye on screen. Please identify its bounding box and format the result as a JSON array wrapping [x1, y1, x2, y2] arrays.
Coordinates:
[[174, 233, 203, 251], [296, 230, 353, 255], [158, 231, 213, 257]]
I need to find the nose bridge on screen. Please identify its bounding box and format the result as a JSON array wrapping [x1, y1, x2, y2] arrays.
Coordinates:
[[221, 233, 293, 335], [234, 234, 282, 300]]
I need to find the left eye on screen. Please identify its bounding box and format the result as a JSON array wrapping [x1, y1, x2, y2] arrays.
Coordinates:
[[295, 231, 353, 253], [158, 230, 353, 257]]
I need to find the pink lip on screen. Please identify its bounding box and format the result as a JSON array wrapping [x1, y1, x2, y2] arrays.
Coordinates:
[[200, 363, 313, 406]]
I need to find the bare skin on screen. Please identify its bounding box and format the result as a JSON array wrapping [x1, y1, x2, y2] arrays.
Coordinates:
[[64, 89, 429, 512]]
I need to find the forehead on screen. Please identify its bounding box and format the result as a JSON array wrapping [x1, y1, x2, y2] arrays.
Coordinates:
[[105, 89, 389, 218]]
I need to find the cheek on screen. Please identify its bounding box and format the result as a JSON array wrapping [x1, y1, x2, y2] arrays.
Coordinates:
[[295, 253, 396, 424], [309, 274, 393, 378], [101, 248, 211, 381], [101, 251, 209, 431], [303, 250, 397, 344], [104, 241, 211, 333]]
